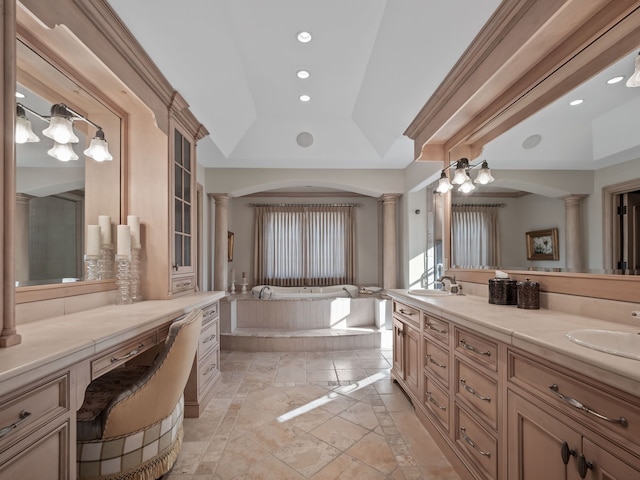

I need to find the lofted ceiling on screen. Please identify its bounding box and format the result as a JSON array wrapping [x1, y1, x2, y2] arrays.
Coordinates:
[[106, 1, 640, 173]]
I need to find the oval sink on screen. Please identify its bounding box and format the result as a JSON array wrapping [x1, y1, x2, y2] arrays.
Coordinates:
[[408, 289, 452, 297], [566, 329, 640, 361]]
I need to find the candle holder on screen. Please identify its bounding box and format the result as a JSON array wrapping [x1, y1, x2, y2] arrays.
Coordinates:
[[115, 254, 132, 305], [230, 280, 236, 294], [241, 279, 248, 294], [130, 247, 142, 302], [98, 244, 114, 279], [84, 254, 100, 281]]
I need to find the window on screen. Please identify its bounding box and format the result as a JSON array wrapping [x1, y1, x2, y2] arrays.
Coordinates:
[[451, 204, 502, 268], [254, 205, 355, 286]]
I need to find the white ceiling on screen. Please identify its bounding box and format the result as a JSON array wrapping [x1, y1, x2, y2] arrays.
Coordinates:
[[107, 1, 640, 172]]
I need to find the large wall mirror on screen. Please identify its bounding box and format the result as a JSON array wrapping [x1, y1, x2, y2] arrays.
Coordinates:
[[448, 49, 640, 275], [15, 39, 121, 290]]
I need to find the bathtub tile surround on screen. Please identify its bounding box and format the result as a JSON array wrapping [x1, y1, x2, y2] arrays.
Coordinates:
[[165, 336, 461, 479]]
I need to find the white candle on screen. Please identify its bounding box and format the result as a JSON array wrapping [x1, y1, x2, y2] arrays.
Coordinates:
[[127, 215, 141, 248], [116, 225, 131, 257], [230, 268, 235, 281], [86, 225, 101, 256], [98, 215, 111, 245]]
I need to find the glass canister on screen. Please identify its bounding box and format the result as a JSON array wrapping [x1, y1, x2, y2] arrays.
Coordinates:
[[488, 278, 517, 305], [517, 278, 540, 309]]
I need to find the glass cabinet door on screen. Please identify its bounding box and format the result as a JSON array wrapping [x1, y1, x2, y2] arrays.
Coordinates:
[[173, 128, 193, 274]]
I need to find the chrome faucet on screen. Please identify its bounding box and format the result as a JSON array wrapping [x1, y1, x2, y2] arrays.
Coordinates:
[[438, 275, 460, 294], [258, 286, 272, 299], [342, 287, 353, 298]]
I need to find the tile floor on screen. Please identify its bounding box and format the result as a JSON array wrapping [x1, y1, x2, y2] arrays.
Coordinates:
[[165, 332, 461, 479]]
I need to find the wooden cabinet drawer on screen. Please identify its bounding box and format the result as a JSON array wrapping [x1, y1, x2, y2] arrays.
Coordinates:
[[199, 318, 219, 358], [424, 374, 449, 431], [91, 332, 157, 379], [172, 275, 194, 294], [508, 351, 640, 446], [455, 359, 498, 429], [455, 328, 497, 371], [393, 301, 420, 328], [198, 348, 220, 397], [423, 314, 450, 345], [424, 338, 449, 387], [202, 302, 218, 326], [456, 403, 498, 480], [0, 374, 69, 450]]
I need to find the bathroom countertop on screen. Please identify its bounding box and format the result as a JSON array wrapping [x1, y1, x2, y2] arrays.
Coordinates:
[[0, 292, 225, 393], [388, 289, 640, 397]]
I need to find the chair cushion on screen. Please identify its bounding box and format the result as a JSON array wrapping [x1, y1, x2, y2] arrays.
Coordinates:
[[77, 396, 184, 480], [77, 365, 150, 442]]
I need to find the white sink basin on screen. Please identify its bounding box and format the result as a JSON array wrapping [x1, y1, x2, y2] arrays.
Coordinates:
[[408, 289, 453, 297], [566, 329, 640, 361]]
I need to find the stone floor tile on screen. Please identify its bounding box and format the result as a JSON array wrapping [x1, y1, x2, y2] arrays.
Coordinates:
[[310, 415, 369, 450]]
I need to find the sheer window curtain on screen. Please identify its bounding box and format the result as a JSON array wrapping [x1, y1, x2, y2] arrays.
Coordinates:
[[451, 204, 502, 268], [253, 205, 355, 286]]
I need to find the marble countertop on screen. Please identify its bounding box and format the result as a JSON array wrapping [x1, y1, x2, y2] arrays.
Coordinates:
[[0, 292, 225, 392], [388, 289, 640, 397]]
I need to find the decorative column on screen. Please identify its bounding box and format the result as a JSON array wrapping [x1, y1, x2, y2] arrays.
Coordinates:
[[213, 194, 229, 292], [1, 0, 20, 347], [562, 194, 587, 272], [380, 194, 400, 291], [14, 194, 30, 284]]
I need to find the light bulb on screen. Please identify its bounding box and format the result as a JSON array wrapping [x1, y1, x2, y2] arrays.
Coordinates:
[[84, 130, 113, 161]]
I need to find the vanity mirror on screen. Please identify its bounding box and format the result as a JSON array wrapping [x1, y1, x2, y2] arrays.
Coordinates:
[[15, 39, 122, 290], [448, 50, 640, 275]]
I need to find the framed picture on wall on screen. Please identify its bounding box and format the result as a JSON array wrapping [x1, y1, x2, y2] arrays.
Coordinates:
[[228, 231, 234, 262], [526, 228, 559, 260]]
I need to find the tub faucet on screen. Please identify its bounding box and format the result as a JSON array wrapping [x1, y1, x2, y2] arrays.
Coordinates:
[[438, 275, 459, 294], [259, 286, 272, 299], [342, 287, 353, 298]]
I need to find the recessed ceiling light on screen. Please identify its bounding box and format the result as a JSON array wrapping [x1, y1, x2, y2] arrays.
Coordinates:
[[569, 99, 583, 106], [299, 94, 310, 102], [296, 132, 314, 147], [297, 31, 312, 43], [607, 75, 625, 85], [15, 92, 25, 98], [296, 70, 310, 79]]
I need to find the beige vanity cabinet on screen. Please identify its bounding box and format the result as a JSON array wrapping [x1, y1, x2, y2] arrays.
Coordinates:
[[170, 123, 197, 296], [391, 300, 421, 400], [0, 370, 72, 479], [184, 300, 221, 417], [507, 350, 640, 479]]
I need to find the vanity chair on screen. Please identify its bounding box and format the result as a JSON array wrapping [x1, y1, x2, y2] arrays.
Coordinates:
[[76, 309, 203, 480]]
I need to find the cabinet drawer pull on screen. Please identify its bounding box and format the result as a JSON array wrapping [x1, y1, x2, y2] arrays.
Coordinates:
[[111, 343, 144, 363], [459, 427, 491, 457], [426, 323, 446, 334], [560, 441, 576, 465], [578, 454, 593, 479], [399, 308, 414, 316], [203, 363, 217, 375], [548, 384, 629, 427], [460, 379, 491, 402], [0, 410, 32, 438], [459, 339, 491, 356], [426, 354, 446, 368], [426, 392, 446, 410], [203, 334, 216, 344]]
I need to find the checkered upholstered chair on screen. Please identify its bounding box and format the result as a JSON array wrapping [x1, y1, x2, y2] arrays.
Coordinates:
[[76, 308, 203, 480]]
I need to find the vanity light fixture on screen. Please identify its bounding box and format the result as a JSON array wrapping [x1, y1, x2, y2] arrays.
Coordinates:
[[626, 52, 640, 87], [15, 104, 40, 143], [16, 102, 112, 162], [435, 158, 495, 194]]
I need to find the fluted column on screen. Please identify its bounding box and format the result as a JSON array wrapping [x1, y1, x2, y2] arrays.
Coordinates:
[[380, 194, 400, 290], [561, 194, 587, 272], [212, 195, 229, 292]]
